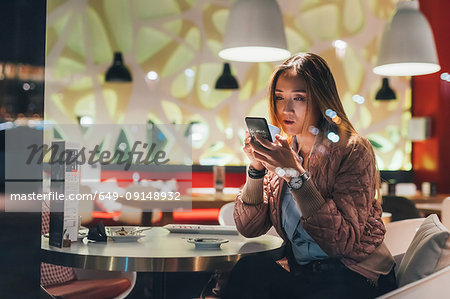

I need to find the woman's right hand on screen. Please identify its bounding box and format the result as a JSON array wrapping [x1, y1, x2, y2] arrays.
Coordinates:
[[242, 131, 265, 170]]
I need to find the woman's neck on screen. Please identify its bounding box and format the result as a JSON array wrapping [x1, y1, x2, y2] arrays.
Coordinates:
[[295, 133, 316, 155]]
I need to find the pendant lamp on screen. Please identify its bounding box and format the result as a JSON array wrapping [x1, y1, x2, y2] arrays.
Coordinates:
[[219, 0, 290, 63], [105, 52, 132, 82], [373, 1, 440, 76], [375, 78, 396, 100], [215, 63, 239, 89]]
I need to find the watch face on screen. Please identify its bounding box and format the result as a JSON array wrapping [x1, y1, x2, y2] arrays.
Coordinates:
[[289, 177, 303, 189]]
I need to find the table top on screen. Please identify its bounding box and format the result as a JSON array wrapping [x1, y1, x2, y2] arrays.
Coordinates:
[[406, 194, 449, 204], [414, 203, 442, 211], [41, 227, 285, 272]]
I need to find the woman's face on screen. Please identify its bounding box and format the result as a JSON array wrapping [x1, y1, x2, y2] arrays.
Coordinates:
[[274, 73, 319, 136]]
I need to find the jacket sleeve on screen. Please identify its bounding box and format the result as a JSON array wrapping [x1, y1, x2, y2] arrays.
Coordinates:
[[233, 174, 273, 238], [295, 138, 385, 262]]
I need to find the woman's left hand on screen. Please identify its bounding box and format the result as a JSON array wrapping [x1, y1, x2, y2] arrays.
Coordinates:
[[250, 134, 305, 181]]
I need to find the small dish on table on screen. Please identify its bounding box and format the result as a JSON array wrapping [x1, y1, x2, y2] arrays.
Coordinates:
[[105, 226, 149, 242], [187, 237, 229, 249]]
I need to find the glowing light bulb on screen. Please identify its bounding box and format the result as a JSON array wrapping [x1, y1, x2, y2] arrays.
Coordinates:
[[184, 68, 195, 77], [201, 84, 210, 92], [146, 71, 159, 80]]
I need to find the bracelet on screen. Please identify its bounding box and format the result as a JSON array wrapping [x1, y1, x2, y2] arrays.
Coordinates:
[[248, 166, 266, 179]]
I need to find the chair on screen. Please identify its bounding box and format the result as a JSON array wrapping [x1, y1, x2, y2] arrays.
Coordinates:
[[218, 202, 235, 226], [70, 269, 136, 299], [384, 218, 425, 256], [41, 203, 136, 299], [441, 197, 450, 230], [40, 285, 57, 299], [381, 196, 421, 222], [218, 202, 279, 236], [44, 271, 136, 299], [380, 215, 450, 298], [378, 266, 450, 299]]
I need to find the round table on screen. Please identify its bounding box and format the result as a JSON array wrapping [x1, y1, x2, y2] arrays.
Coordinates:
[[41, 227, 285, 272]]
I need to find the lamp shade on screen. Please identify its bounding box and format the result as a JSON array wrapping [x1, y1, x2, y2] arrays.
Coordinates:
[[219, 0, 290, 62], [375, 78, 396, 100], [105, 52, 132, 82], [373, 1, 440, 76], [215, 63, 239, 89]]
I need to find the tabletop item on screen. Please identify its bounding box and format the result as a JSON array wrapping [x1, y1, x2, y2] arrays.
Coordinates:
[[213, 165, 225, 193], [62, 232, 71, 248], [163, 224, 239, 235], [77, 228, 89, 239], [130, 227, 153, 234], [381, 182, 389, 196], [395, 183, 417, 196], [187, 237, 229, 249], [422, 182, 438, 197], [87, 222, 107, 242], [105, 226, 147, 242], [82, 237, 96, 244], [381, 212, 393, 224]]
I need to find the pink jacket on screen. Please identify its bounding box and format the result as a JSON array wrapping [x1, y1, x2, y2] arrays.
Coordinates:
[[234, 134, 394, 281]]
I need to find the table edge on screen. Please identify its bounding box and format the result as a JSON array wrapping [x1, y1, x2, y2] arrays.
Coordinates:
[[41, 242, 285, 272]]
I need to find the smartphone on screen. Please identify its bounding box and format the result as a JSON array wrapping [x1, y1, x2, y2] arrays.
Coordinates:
[[245, 117, 274, 142]]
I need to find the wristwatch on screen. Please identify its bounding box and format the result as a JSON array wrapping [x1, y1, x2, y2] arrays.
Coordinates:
[[287, 171, 310, 190]]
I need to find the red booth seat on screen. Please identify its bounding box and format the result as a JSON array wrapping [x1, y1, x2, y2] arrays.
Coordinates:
[[45, 278, 131, 299]]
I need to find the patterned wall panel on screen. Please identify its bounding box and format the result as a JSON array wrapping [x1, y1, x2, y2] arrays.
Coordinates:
[[45, 0, 411, 169]]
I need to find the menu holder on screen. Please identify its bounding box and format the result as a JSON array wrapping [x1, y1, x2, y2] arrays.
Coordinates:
[[49, 141, 80, 247]]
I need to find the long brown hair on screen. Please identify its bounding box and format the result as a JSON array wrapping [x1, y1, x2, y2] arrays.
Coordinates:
[[268, 52, 381, 198], [268, 52, 356, 144]]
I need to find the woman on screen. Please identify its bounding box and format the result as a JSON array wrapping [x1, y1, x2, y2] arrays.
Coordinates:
[[222, 53, 396, 299]]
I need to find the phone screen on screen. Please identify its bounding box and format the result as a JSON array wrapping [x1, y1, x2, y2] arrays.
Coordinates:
[[245, 117, 273, 142]]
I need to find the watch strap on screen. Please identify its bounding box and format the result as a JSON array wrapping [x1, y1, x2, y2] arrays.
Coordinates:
[[300, 171, 310, 181], [248, 166, 267, 179]]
